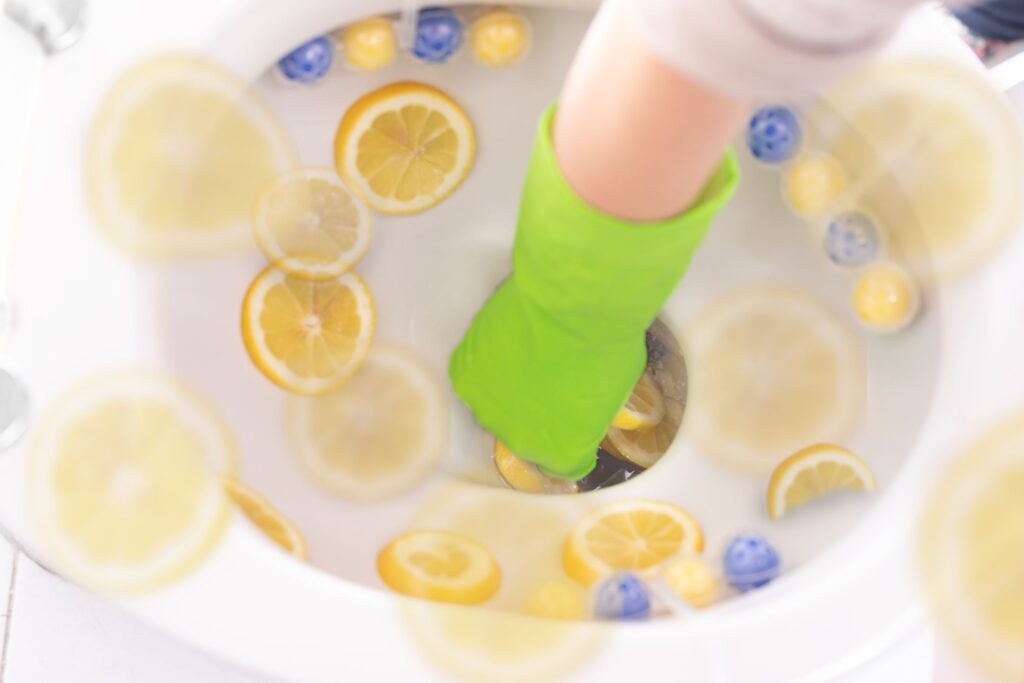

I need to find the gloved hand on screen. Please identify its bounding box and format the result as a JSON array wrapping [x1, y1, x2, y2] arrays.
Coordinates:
[[612, 0, 977, 98], [449, 107, 739, 479]]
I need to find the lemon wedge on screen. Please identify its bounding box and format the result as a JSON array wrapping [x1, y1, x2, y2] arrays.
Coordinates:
[[223, 477, 307, 560], [494, 441, 578, 495], [611, 372, 665, 432], [766, 443, 876, 519]]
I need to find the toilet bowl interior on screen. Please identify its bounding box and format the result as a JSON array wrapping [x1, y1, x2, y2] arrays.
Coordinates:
[[151, 5, 941, 609]]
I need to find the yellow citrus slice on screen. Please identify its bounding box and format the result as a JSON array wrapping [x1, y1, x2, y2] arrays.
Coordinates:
[[334, 81, 476, 215], [819, 58, 1024, 280], [287, 344, 447, 500], [919, 416, 1024, 681], [606, 401, 682, 469], [253, 167, 372, 279], [683, 286, 864, 474], [85, 54, 297, 258], [611, 372, 665, 431], [378, 530, 501, 605], [562, 499, 703, 587], [26, 373, 235, 592], [241, 264, 375, 395], [525, 580, 589, 620], [494, 441, 578, 495], [766, 443, 876, 520], [222, 477, 307, 560]]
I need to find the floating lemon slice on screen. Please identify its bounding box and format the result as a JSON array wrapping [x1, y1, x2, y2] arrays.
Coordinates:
[[85, 54, 297, 258], [287, 344, 446, 500], [27, 373, 235, 592], [253, 167, 372, 279], [611, 372, 665, 432], [222, 477, 307, 560], [525, 579, 589, 620], [494, 441, 578, 495], [919, 416, 1024, 681], [766, 443, 876, 520], [334, 81, 476, 215], [378, 530, 501, 605], [562, 499, 703, 587], [683, 287, 864, 474], [241, 265, 375, 395], [819, 58, 1024, 280]]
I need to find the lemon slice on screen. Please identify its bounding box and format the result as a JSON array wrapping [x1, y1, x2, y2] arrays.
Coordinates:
[[85, 55, 297, 258], [525, 580, 589, 620], [26, 373, 235, 592], [611, 372, 665, 431], [253, 167, 372, 279], [766, 443, 876, 519], [287, 344, 447, 500], [562, 499, 703, 587], [378, 530, 501, 605], [241, 264, 375, 395], [606, 400, 682, 469], [334, 81, 476, 215], [683, 286, 864, 474], [222, 477, 307, 560], [494, 441, 578, 495], [819, 58, 1024, 280], [919, 416, 1024, 681]]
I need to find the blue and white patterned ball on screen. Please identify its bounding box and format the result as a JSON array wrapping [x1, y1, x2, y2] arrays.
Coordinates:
[[723, 535, 780, 592], [278, 36, 334, 83], [413, 7, 463, 64], [747, 106, 801, 164], [593, 572, 652, 620], [825, 211, 880, 267]]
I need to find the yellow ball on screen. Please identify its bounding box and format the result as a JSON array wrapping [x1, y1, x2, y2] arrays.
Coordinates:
[[852, 265, 919, 332], [783, 154, 847, 216], [661, 557, 719, 608], [469, 10, 530, 68], [525, 579, 588, 620], [341, 18, 397, 72]]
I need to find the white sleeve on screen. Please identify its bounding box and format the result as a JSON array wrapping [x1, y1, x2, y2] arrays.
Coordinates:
[[607, 0, 979, 99]]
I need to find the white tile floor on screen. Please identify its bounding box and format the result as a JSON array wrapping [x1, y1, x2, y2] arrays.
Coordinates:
[[0, 539, 263, 683]]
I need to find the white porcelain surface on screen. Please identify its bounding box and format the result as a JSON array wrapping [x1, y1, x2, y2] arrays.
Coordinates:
[[0, 1, 1020, 682]]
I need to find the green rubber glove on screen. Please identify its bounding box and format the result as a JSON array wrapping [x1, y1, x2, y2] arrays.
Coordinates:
[[449, 106, 739, 479]]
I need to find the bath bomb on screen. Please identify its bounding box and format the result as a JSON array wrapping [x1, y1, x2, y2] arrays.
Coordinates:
[[825, 211, 881, 267], [747, 106, 802, 164], [340, 18, 397, 71], [278, 36, 334, 83], [783, 154, 847, 216], [660, 556, 720, 608], [469, 9, 531, 67], [723, 535, 780, 592], [593, 572, 652, 620], [413, 7, 463, 64], [852, 265, 919, 333]]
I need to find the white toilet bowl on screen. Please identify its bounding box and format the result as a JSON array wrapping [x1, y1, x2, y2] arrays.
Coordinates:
[[1, 2, 1023, 681]]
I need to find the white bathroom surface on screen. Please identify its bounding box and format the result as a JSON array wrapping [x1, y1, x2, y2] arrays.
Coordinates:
[[0, 530, 976, 683]]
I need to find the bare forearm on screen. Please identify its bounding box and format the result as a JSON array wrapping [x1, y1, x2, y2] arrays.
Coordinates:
[[554, 3, 746, 223]]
